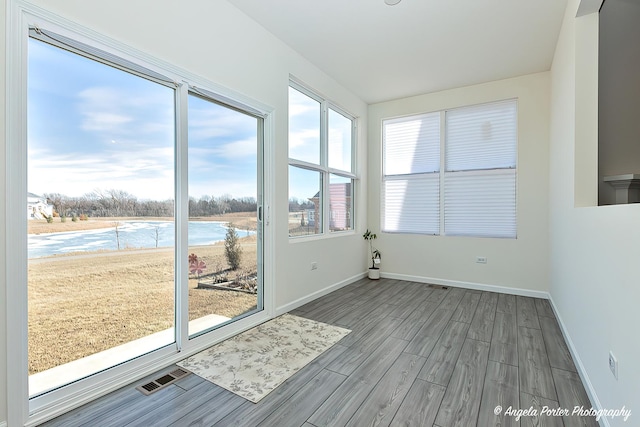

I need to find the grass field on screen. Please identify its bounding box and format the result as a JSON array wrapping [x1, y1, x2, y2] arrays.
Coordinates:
[[28, 214, 258, 375]]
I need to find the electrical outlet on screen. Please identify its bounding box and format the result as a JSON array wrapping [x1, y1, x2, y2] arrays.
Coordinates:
[[476, 256, 487, 264], [609, 351, 618, 380], [311, 262, 318, 271]]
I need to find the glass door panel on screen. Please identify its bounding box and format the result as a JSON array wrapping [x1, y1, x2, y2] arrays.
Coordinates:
[[187, 94, 262, 337], [27, 38, 176, 396]]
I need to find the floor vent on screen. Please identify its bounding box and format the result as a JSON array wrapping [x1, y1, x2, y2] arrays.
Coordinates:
[[428, 284, 449, 290], [136, 367, 191, 396]]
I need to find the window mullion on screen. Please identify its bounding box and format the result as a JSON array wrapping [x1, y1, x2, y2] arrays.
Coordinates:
[[321, 100, 329, 234], [327, 168, 357, 180], [439, 111, 446, 236], [175, 82, 189, 351], [289, 158, 326, 172]]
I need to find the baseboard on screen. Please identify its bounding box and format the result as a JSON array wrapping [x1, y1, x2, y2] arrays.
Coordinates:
[[275, 272, 366, 316], [381, 272, 551, 299], [547, 297, 608, 427]]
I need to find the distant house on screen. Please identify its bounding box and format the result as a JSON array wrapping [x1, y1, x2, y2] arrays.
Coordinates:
[[308, 182, 352, 233], [305, 209, 316, 227], [27, 192, 53, 220]]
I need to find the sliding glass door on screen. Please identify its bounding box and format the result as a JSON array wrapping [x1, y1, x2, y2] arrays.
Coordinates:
[[187, 93, 263, 337], [25, 29, 265, 399]]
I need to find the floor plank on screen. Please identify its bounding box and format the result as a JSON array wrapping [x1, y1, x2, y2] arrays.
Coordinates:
[[439, 287, 467, 311], [308, 336, 407, 426], [389, 380, 445, 427], [418, 320, 470, 386], [539, 316, 576, 372], [477, 361, 520, 427], [259, 369, 346, 427], [388, 286, 433, 319], [517, 297, 541, 329], [451, 291, 481, 323], [551, 368, 599, 427], [392, 300, 441, 341], [425, 286, 450, 305], [497, 294, 517, 315], [404, 309, 455, 357], [166, 389, 245, 427], [489, 312, 518, 366], [467, 292, 498, 342], [345, 352, 426, 427], [337, 303, 396, 346], [518, 326, 557, 401], [121, 380, 225, 426], [434, 339, 490, 427], [534, 298, 555, 319], [327, 315, 404, 375], [520, 392, 564, 427]]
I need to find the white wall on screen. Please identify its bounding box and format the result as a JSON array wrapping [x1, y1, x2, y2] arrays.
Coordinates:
[[597, 0, 640, 205], [550, 0, 640, 425], [1, 0, 367, 424], [367, 73, 550, 294]]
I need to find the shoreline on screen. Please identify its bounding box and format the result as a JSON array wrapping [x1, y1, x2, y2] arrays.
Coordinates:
[[28, 213, 258, 235], [28, 238, 257, 263]]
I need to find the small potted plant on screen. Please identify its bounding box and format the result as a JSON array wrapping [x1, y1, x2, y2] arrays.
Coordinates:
[[363, 229, 381, 280]]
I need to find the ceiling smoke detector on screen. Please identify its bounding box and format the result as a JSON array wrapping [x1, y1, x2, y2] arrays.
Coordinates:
[[385, 0, 402, 5]]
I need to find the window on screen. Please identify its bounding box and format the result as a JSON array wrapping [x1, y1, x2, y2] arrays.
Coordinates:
[[383, 99, 517, 238], [288, 82, 356, 237]]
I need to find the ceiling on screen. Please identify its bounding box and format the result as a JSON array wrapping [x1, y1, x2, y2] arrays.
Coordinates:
[[227, 0, 568, 104]]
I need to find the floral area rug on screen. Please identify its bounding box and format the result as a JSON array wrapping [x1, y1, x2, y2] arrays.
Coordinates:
[[177, 313, 350, 403]]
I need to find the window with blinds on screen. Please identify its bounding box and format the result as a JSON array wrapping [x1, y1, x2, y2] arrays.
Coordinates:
[[382, 99, 517, 238], [383, 113, 440, 234]]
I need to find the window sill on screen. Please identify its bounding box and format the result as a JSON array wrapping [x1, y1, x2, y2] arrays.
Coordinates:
[[289, 229, 357, 243]]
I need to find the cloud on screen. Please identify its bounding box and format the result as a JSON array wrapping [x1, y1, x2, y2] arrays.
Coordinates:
[[77, 86, 173, 138], [213, 138, 257, 159], [289, 129, 319, 149], [81, 112, 133, 132], [28, 145, 175, 200], [188, 103, 256, 142], [288, 87, 320, 118]]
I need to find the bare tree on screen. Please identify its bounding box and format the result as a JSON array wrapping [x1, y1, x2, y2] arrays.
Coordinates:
[[153, 226, 160, 248], [113, 221, 121, 250]]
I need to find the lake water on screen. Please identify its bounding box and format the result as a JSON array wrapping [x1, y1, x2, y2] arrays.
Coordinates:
[[28, 221, 253, 258]]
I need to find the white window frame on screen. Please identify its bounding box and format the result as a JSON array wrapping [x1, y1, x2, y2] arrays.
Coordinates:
[[382, 99, 518, 239], [288, 79, 357, 239], [6, 3, 276, 425]]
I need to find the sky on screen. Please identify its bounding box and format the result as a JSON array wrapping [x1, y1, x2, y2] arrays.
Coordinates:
[[28, 38, 257, 201], [27, 38, 352, 205], [288, 87, 353, 203]]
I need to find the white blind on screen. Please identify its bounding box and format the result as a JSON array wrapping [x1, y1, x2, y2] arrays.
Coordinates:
[[383, 113, 440, 234], [383, 113, 440, 175], [446, 100, 517, 171], [382, 99, 517, 238], [384, 175, 439, 234], [444, 100, 517, 238], [444, 169, 516, 238]]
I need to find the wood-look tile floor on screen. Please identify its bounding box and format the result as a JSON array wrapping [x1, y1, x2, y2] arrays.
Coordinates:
[[41, 279, 599, 427]]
